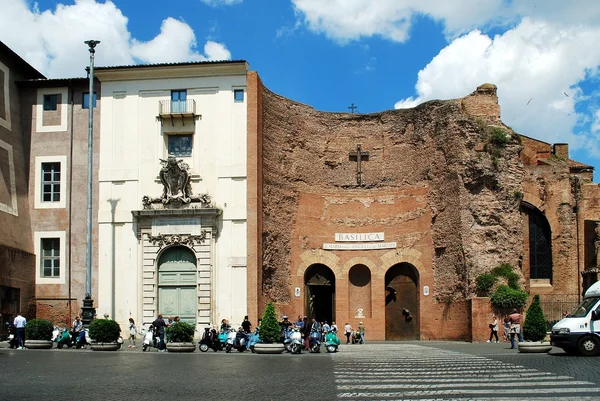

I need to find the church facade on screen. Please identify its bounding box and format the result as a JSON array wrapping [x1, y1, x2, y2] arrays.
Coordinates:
[[246, 78, 600, 341]]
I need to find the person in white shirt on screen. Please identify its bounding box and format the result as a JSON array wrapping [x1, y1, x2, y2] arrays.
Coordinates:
[[13, 313, 26, 349], [344, 323, 352, 344]]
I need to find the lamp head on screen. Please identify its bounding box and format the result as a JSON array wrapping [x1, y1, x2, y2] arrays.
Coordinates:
[[84, 40, 101, 52]]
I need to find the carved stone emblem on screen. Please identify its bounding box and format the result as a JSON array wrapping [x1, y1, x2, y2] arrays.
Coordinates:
[[147, 231, 208, 251], [142, 157, 213, 209]]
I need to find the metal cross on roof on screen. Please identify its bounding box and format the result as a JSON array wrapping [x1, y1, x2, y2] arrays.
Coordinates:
[[348, 103, 358, 114]]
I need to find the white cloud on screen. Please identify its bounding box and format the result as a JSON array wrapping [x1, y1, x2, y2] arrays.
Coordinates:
[[199, 0, 242, 6], [0, 0, 232, 78], [291, 0, 600, 43], [131, 18, 230, 63], [394, 19, 600, 155]]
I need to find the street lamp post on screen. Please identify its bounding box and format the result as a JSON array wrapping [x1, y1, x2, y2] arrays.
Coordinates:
[[81, 39, 100, 327]]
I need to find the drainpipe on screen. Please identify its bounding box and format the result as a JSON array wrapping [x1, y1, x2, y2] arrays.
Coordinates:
[[574, 176, 581, 303], [68, 80, 75, 326]]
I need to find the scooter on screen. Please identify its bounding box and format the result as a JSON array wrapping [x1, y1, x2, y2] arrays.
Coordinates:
[[56, 328, 75, 349], [6, 323, 18, 349], [199, 327, 219, 352], [247, 328, 261, 353], [217, 330, 229, 350], [75, 329, 91, 349], [141, 326, 160, 352], [325, 331, 341, 353], [309, 329, 321, 353], [282, 328, 293, 352], [225, 328, 247, 353], [289, 328, 303, 354]]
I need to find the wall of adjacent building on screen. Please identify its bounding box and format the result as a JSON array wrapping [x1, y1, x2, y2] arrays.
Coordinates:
[[22, 80, 100, 326], [0, 51, 36, 327]]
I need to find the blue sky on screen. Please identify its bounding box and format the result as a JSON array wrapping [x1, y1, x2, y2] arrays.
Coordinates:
[[2, 0, 600, 173]]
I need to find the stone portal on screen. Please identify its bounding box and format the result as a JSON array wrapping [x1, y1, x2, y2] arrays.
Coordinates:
[[385, 263, 419, 340]]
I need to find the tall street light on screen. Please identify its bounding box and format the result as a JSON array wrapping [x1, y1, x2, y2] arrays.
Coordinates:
[[81, 39, 100, 326]]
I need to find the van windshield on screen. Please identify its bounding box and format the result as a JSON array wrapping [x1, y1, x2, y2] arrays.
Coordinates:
[[569, 297, 600, 318]]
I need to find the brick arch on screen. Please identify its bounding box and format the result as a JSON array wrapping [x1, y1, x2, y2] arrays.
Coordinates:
[[340, 257, 377, 276], [297, 249, 343, 280], [378, 248, 425, 279], [521, 190, 545, 212]]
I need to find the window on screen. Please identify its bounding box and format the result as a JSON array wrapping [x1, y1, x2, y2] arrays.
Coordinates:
[[171, 90, 187, 113], [83, 92, 97, 109], [528, 208, 552, 280], [43, 94, 58, 111], [41, 238, 60, 278], [168, 135, 192, 157], [234, 89, 244, 102], [41, 162, 61, 202]]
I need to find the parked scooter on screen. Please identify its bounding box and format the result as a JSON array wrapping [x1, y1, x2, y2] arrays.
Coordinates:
[[56, 328, 75, 349], [282, 327, 293, 352], [217, 330, 228, 350], [247, 328, 261, 353], [309, 329, 321, 353], [75, 329, 91, 349], [225, 327, 247, 353], [141, 326, 160, 352], [325, 331, 340, 353], [289, 327, 303, 354], [199, 327, 220, 352], [5, 323, 18, 349]]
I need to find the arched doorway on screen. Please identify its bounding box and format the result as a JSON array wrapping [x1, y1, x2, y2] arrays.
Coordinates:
[[385, 263, 419, 340], [305, 264, 335, 324], [157, 246, 197, 325]]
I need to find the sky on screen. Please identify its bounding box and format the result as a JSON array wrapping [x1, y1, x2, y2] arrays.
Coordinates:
[[2, 0, 600, 174]]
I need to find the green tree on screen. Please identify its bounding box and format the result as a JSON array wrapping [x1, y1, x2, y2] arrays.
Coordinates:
[[259, 302, 281, 344], [523, 295, 547, 342], [490, 285, 528, 309]]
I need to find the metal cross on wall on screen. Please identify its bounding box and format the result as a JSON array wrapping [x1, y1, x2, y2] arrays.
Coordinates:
[[349, 144, 369, 186]]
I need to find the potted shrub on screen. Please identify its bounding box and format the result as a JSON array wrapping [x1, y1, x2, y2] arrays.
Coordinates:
[[89, 318, 122, 351], [166, 321, 196, 352], [254, 302, 285, 354], [24, 319, 54, 349], [519, 295, 553, 353]]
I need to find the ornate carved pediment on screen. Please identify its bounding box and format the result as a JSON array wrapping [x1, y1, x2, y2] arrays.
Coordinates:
[[147, 231, 208, 251], [142, 157, 213, 209]]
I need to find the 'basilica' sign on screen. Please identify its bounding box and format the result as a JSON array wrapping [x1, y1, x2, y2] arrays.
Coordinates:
[[334, 232, 384, 242]]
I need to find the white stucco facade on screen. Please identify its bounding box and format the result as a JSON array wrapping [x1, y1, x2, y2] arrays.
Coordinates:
[[95, 62, 248, 333]]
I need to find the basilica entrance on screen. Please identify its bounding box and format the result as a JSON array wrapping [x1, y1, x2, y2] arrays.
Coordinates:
[[157, 246, 197, 325], [385, 263, 419, 340], [305, 264, 335, 324]]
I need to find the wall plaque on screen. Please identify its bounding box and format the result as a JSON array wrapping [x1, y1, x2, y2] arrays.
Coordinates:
[[152, 218, 202, 236], [335, 232, 384, 242], [323, 242, 397, 250]]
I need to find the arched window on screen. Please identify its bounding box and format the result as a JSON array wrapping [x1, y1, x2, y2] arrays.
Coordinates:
[[528, 208, 552, 280]]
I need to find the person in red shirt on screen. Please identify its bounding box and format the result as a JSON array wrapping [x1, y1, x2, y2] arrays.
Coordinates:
[[508, 309, 523, 349]]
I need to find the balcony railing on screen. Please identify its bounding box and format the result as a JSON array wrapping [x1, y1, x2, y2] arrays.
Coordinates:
[[159, 99, 196, 116]]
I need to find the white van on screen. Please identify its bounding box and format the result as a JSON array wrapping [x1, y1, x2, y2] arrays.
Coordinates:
[[550, 281, 600, 356]]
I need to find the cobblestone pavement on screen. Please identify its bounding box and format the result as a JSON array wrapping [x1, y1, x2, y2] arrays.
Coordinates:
[[1, 342, 599, 401]]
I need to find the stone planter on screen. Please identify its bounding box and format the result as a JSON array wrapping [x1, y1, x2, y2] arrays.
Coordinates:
[[167, 342, 196, 353], [90, 343, 120, 351], [253, 343, 285, 354], [24, 339, 53, 349], [518, 341, 553, 353]]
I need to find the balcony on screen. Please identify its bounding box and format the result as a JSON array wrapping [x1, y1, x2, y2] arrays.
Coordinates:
[[158, 100, 197, 126]]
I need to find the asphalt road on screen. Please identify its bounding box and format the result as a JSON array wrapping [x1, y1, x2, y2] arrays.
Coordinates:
[[1, 342, 599, 401]]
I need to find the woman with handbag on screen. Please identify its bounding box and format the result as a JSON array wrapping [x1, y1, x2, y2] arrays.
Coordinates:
[[487, 316, 499, 343]]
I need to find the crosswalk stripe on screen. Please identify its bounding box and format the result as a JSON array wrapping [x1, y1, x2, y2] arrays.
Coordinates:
[[333, 344, 600, 400]]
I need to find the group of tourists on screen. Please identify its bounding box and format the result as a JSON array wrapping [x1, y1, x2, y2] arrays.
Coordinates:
[[487, 309, 524, 348]]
